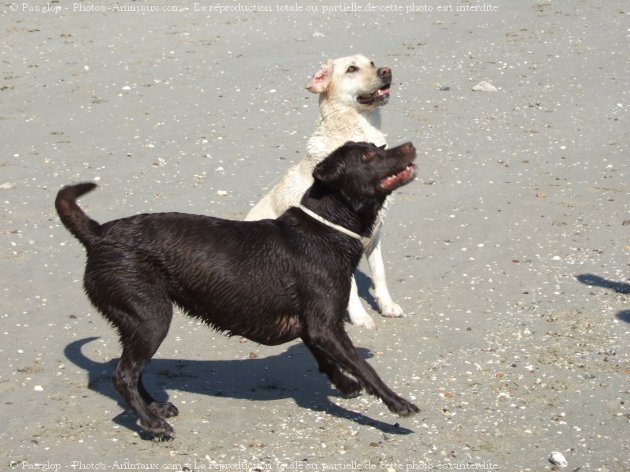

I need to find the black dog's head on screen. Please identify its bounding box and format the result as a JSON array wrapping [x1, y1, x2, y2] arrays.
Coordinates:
[[313, 141, 416, 206]]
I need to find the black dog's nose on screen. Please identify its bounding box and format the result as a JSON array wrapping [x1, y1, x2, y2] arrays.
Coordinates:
[[401, 142, 414, 152], [377, 67, 392, 83]]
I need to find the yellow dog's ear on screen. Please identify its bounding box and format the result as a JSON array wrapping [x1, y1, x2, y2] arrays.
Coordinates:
[[305, 59, 333, 94]]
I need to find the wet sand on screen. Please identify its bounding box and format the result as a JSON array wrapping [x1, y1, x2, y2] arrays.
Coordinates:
[[1, 1, 628, 470]]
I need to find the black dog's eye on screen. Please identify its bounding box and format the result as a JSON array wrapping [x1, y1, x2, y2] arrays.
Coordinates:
[[361, 152, 375, 161], [346, 66, 359, 73]]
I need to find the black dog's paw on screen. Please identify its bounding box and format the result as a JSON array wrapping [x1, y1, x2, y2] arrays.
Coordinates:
[[140, 417, 174, 437], [398, 403, 420, 417], [338, 377, 362, 399], [342, 390, 362, 399], [149, 401, 179, 418], [389, 398, 420, 417], [341, 386, 362, 399]]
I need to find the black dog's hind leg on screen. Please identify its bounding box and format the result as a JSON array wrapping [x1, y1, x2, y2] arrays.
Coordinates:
[[84, 248, 176, 435], [302, 337, 361, 398], [112, 297, 173, 435], [305, 323, 419, 417]]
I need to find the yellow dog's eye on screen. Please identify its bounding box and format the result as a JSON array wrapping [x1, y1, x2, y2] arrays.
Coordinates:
[[346, 66, 359, 73]]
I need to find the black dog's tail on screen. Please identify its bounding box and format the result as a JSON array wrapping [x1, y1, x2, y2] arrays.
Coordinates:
[[55, 182, 101, 248]]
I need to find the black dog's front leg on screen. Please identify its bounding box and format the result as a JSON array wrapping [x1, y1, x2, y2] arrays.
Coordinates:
[[302, 337, 362, 398], [304, 323, 419, 417]]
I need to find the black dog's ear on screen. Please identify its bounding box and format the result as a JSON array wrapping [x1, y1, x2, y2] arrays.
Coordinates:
[[364, 142, 385, 150], [313, 154, 346, 187]]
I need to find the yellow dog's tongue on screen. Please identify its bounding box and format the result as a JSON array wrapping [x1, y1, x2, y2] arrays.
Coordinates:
[[358, 85, 390, 103]]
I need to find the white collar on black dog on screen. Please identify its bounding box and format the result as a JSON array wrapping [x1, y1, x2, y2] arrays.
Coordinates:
[[298, 205, 367, 244]]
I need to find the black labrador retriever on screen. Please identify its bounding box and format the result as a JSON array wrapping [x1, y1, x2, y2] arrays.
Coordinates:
[[55, 141, 419, 436]]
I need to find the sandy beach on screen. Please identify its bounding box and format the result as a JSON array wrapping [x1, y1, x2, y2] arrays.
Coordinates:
[[1, 1, 628, 470]]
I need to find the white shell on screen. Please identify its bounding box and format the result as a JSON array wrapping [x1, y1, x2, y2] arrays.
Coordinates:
[[472, 80, 498, 92], [548, 451, 568, 468]]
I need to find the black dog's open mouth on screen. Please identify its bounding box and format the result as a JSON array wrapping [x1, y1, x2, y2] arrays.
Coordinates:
[[380, 164, 416, 191], [357, 83, 391, 105]]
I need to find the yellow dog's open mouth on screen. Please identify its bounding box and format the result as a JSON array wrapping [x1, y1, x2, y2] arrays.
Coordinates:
[[357, 84, 391, 105]]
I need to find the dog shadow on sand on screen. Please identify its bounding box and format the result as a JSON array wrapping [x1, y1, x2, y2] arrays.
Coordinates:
[[64, 337, 415, 437], [576, 273, 630, 324], [355, 270, 381, 312], [576, 273, 630, 295]]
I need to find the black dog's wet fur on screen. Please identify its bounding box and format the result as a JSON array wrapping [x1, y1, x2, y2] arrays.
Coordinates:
[[56, 141, 419, 436]]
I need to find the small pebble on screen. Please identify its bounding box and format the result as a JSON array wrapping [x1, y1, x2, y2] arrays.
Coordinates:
[[216, 190, 228, 197]]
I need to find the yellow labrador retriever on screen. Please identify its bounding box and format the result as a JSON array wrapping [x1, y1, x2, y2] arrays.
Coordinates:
[[246, 55, 403, 329]]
